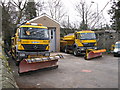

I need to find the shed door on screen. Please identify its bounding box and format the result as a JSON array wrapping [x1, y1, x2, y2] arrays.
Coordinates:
[[49, 28, 56, 52]]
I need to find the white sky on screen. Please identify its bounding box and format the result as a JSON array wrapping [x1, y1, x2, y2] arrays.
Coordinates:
[[14, 0, 113, 27], [61, 0, 112, 26]]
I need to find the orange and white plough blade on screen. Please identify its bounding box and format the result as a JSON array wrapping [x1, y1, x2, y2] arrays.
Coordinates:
[[19, 59, 58, 73], [18, 54, 63, 73], [84, 49, 106, 60], [92, 49, 106, 53]]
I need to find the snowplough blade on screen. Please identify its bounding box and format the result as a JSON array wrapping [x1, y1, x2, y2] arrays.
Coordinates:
[[84, 49, 106, 60], [18, 54, 63, 74]]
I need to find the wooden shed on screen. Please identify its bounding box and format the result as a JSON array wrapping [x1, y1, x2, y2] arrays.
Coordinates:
[[29, 15, 60, 52]]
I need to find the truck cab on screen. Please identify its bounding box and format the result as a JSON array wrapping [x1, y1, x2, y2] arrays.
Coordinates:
[[61, 30, 97, 56], [11, 23, 50, 64], [73, 30, 97, 55]]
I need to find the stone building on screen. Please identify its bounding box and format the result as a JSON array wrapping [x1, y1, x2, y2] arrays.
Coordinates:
[[29, 15, 60, 52]]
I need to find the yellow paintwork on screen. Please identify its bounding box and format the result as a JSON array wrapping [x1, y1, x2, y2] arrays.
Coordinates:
[[66, 40, 74, 45], [94, 43, 97, 46], [12, 24, 50, 51], [63, 34, 75, 40], [75, 40, 97, 47], [75, 39, 83, 46], [63, 31, 94, 41], [77, 30, 94, 33], [46, 46, 49, 50], [111, 44, 115, 51], [76, 31, 96, 46], [20, 25, 47, 29], [17, 39, 50, 50], [92, 49, 106, 53], [81, 40, 96, 43], [17, 39, 49, 44], [60, 40, 67, 50], [61, 30, 97, 48], [18, 44, 24, 50]]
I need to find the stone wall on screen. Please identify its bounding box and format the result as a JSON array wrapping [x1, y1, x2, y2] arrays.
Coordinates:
[[0, 41, 18, 89], [2, 57, 18, 88], [96, 31, 118, 51]]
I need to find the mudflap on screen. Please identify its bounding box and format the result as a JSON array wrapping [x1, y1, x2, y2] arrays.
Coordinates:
[[84, 49, 106, 60], [18, 59, 58, 74]]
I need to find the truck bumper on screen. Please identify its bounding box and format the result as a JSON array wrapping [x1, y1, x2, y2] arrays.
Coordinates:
[[17, 51, 50, 60], [77, 47, 97, 54]]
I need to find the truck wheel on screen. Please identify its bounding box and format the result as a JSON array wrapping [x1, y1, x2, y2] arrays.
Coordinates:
[[84, 56, 87, 60], [64, 46, 68, 53], [73, 48, 78, 56], [114, 54, 118, 57], [15, 61, 20, 66], [15, 57, 20, 66]]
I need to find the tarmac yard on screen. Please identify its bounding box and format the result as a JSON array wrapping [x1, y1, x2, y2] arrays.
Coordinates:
[[9, 53, 118, 88]]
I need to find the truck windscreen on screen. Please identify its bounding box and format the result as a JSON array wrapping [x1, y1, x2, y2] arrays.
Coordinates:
[[79, 33, 96, 40], [20, 27, 49, 40]]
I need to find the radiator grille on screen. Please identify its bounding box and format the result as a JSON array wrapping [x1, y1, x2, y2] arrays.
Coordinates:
[[22, 44, 48, 51], [82, 43, 95, 47]]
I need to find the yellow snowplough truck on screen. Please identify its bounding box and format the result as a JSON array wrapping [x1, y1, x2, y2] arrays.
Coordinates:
[[60, 30, 106, 60], [11, 23, 63, 74]]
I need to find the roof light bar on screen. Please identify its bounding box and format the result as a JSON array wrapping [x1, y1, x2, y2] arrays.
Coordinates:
[[25, 23, 43, 26], [38, 24, 43, 26], [25, 23, 31, 25]]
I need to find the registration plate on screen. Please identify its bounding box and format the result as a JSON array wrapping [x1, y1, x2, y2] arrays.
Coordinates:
[[32, 41, 39, 43], [87, 47, 92, 49]]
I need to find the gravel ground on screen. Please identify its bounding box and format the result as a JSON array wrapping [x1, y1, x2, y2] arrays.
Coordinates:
[[9, 52, 118, 88]]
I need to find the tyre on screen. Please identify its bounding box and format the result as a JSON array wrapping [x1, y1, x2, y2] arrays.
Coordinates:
[[84, 55, 88, 60], [64, 46, 68, 53], [15, 56, 20, 66], [73, 48, 78, 56], [15, 61, 20, 66], [114, 54, 118, 57]]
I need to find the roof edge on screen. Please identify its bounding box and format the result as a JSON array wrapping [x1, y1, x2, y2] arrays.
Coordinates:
[[28, 14, 60, 25]]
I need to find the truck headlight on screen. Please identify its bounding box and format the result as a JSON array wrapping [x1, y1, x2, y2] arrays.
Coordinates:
[[20, 53, 26, 57], [44, 53, 50, 56], [94, 47, 97, 49], [114, 49, 118, 53], [81, 48, 85, 50]]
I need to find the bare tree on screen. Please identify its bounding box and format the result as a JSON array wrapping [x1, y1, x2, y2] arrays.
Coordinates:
[[36, 0, 45, 16], [75, 0, 97, 29], [10, 0, 28, 25], [1, 0, 14, 46], [47, 0, 66, 22], [61, 20, 79, 29]]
